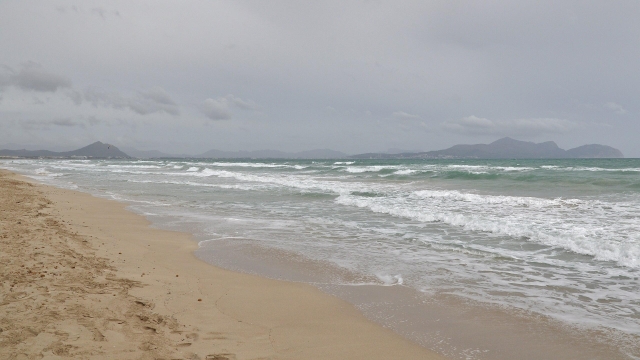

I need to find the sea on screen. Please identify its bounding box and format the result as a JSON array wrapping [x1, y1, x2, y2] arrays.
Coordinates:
[[2, 158, 639, 359]]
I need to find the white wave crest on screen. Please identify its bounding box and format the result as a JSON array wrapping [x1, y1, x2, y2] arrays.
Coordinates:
[[336, 191, 640, 269]]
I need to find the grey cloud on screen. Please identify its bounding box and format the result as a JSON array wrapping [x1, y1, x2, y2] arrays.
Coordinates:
[[17, 116, 106, 130], [31, 97, 46, 105], [92, 7, 107, 19], [605, 102, 627, 115], [56, 5, 117, 18], [87, 116, 102, 126], [54, 5, 79, 14], [228, 94, 260, 111], [91, 7, 120, 19], [83, 88, 117, 107], [202, 97, 232, 120], [508, 118, 577, 134], [66, 89, 83, 105], [84, 87, 179, 116], [0, 63, 71, 92], [443, 116, 577, 136], [392, 111, 420, 120], [201, 94, 259, 120], [54, 116, 106, 127], [18, 118, 83, 129], [17, 119, 48, 130], [0, 67, 7, 89], [51, 118, 81, 127], [129, 87, 180, 115], [444, 116, 494, 132]]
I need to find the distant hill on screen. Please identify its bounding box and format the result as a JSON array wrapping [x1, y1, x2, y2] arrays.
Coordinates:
[[351, 138, 623, 159], [195, 148, 348, 159], [565, 144, 624, 158], [0, 142, 130, 159]]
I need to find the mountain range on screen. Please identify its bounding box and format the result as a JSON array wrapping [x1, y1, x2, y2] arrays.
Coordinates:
[[350, 137, 623, 159], [0, 142, 130, 159], [0, 138, 624, 159]]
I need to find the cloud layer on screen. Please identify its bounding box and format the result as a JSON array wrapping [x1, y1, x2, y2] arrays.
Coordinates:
[[0, 62, 71, 92], [1, 1, 639, 155], [202, 94, 258, 120], [84, 87, 179, 116], [392, 111, 420, 120], [605, 102, 627, 115]]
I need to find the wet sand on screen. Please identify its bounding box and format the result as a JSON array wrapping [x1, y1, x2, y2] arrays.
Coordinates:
[[0, 169, 444, 359], [196, 229, 639, 360]]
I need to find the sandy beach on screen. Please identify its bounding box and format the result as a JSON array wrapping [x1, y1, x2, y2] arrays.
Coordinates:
[[0, 169, 445, 359]]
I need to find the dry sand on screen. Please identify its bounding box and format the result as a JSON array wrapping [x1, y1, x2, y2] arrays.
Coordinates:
[[0, 169, 445, 360]]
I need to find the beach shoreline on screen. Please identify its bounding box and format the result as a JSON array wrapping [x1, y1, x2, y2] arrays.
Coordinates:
[[3, 165, 638, 360], [0, 169, 445, 359]]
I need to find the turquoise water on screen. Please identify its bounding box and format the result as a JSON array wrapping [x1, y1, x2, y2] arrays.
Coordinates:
[[3, 158, 639, 340]]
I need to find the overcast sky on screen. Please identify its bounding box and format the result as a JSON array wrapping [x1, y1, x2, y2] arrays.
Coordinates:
[[1, 1, 639, 155]]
